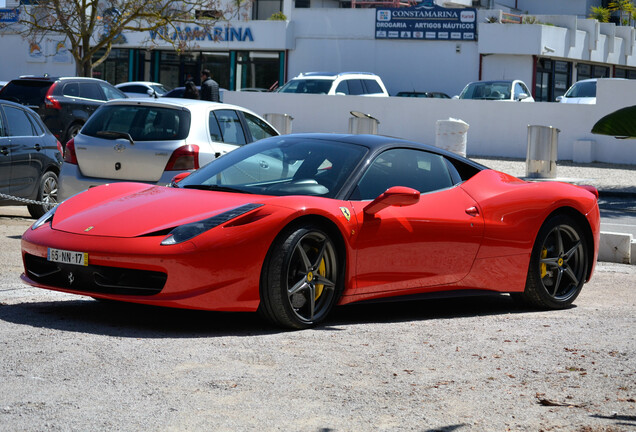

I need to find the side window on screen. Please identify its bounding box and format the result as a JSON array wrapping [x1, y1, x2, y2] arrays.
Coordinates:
[[80, 83, 105, 100], [121, 85, 145, 94], [363, 79, 383, 94], [347, 79, 365, 95], [26, 110, 44, 136], [63, 83, 80, 97], [4, 106, 36, 137], [335, 81, 349, 95], [209, 112, 223, 142], [214, 109, 247, 146], [243, 112, 277, 141], [101, 84, 127, 100], [353, 148, 454, 200]]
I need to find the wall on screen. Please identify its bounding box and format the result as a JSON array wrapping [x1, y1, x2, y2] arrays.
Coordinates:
[[225, 78, 636, 164], [0, 34, 75, 81]]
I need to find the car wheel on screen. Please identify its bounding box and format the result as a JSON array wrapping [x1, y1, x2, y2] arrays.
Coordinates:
[[521, 214, 588, 309], [27, 171, 58, 218], [260, 224, 340, 329], [65, 123, 83, 144]]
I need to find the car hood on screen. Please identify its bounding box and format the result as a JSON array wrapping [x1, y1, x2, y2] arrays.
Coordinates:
[[52, 182, 273, 238]]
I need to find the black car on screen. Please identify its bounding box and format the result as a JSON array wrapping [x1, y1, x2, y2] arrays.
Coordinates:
[[0, 76, 127, 146], [0, 100, 63, 218], [162, 86, 201, 98], [395, 91, 451, 98]]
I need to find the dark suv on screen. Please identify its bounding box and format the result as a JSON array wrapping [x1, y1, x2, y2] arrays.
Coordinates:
[[0, 76, 127, 146]]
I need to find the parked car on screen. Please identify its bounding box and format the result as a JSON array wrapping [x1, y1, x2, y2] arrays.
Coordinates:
[[22, 133, 599, 329], [555, 78, 625, 104], [276, 72, 389, 97], [458, 80, 534, 102], [395, 91, 450, 98], [58, 98, 279, 200], [115, 81, 171, 98], [0, 99, 63, 218], [0, 76, 127, 146], [161, 86, 200, 98]]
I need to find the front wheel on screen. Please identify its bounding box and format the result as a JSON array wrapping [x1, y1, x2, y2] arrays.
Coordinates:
[[521, 214, 589, 309], [27, 171, 58, 218], [259, 224, 340, 329]]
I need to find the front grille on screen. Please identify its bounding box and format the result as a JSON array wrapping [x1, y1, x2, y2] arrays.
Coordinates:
[[24, 254, 167, 296]]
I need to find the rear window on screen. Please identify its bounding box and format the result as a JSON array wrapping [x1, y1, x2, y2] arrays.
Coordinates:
[[0, 80, 53, 106], [82, 105, 191, 141]]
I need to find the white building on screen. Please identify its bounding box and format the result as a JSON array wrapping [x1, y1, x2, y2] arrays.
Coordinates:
[[0, 0, 634, 101]]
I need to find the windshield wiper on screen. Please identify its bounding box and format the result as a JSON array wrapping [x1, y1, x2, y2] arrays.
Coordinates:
[[96, 130, 135, 145], [182, 184, 252, 194]]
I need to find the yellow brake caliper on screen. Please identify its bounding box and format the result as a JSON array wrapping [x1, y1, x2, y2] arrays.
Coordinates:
[[540, 247, 548, 278], [315, 258, 326, 300]]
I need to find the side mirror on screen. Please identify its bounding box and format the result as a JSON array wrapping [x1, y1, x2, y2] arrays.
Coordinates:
[[169, 172, 191, 187], [556, 96, 563, 102], [363, 186, 420, 215], [517, 93, 529, 101]]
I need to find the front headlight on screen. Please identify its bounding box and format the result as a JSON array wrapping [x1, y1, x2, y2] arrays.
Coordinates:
[[31, 206, 57, 230], [161, 203, 263, 245]]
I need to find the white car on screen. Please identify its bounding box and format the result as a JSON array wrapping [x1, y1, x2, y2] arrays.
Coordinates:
[[59, 99, 279, 200], [115, 81, 171, 98], [276, 72, 389, 97], [458, 80, 534, 102]]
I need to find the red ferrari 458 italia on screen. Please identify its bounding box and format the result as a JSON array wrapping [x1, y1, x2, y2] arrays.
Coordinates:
[[21, 134, 600, 329]]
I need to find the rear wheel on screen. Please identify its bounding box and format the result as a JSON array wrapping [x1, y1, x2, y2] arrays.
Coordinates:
[[259, 224, 340, 329], [27, 171, 58, 218], [521, 215, 588, 309], [64, 123, 83, 145]]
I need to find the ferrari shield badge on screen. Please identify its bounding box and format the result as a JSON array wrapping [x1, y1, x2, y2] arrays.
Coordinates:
[[339, 207, 351, 221]]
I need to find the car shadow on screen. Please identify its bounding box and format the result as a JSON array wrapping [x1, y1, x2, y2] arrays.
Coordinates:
[[0, 292, 547, 338]]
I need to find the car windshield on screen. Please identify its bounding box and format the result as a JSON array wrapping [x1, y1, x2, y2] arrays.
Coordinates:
[[565, 81, 596, 98], [460, 82, 511, 100], [178, 136, 369, 198], [82, 105, 191, 141], [277, 79, 334, 94], [150, 84, 170, 96]]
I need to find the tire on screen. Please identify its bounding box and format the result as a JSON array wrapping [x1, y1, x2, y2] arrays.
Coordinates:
[[27, 171, 58, 219], [259, 224, 340, 329], [65, 123, 83, 145], [520, 214, 588, 309]]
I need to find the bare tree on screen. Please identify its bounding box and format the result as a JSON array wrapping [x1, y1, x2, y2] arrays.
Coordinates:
[[1, 0, 249, 77]]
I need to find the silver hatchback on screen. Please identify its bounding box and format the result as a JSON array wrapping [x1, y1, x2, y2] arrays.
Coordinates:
[[59, 98, 278, 200]]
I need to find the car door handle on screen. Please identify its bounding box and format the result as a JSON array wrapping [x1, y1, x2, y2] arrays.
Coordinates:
[[34, 144, 42, 151], [465, 206, 479, 217], [0, 147, 8, 156]]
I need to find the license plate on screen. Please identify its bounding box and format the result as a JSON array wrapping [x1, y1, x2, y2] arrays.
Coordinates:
[[47, 248, 88, 266]]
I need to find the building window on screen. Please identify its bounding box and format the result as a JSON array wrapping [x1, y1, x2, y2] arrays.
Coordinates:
[[535, 58, 571, 102], [295, 0, 310, 7], [234, 51, 282, 91], [576, 63, 610, 80], [615, 67, 636, 79], [252, 0, 283, 20], [92, 49, 130, 84]]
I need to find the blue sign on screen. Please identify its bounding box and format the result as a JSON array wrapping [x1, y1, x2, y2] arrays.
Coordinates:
[[0, 8, 19, 23], [375, 4, 477, 41]]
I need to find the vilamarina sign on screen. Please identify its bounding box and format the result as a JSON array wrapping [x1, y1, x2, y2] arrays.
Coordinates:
[[375, 3, 477, 41], [149, 26, 254, 42]]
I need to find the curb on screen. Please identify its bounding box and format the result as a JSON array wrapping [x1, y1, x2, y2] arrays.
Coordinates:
[[599, 231, 634, 265]]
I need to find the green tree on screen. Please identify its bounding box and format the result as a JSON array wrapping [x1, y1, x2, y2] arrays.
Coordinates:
[[608, 0, 634, 25], [1, 0, 248, 77], [589, 6, 611, 23]]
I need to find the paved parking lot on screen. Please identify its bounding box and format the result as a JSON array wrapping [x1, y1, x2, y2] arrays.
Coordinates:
[[1, 207, 635, 431]]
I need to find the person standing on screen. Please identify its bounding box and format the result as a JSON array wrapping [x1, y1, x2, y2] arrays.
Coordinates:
[[200, 69, 220, 102], [183, 80, 199, 99]]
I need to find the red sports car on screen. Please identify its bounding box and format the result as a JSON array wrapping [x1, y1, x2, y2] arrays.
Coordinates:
[[21, 134, 600, 329]]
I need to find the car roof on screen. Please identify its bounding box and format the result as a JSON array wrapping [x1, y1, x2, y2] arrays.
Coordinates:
[[295, 71, 381, 79], [0, 98, 39, 111], [100, 97, 263, 115], [13, 76, 108, 83], [283, 133, 485, 168], [115, 81, 164, 87]]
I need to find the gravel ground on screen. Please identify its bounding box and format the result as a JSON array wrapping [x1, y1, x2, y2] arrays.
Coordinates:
[[0, 208, 635, 431]]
